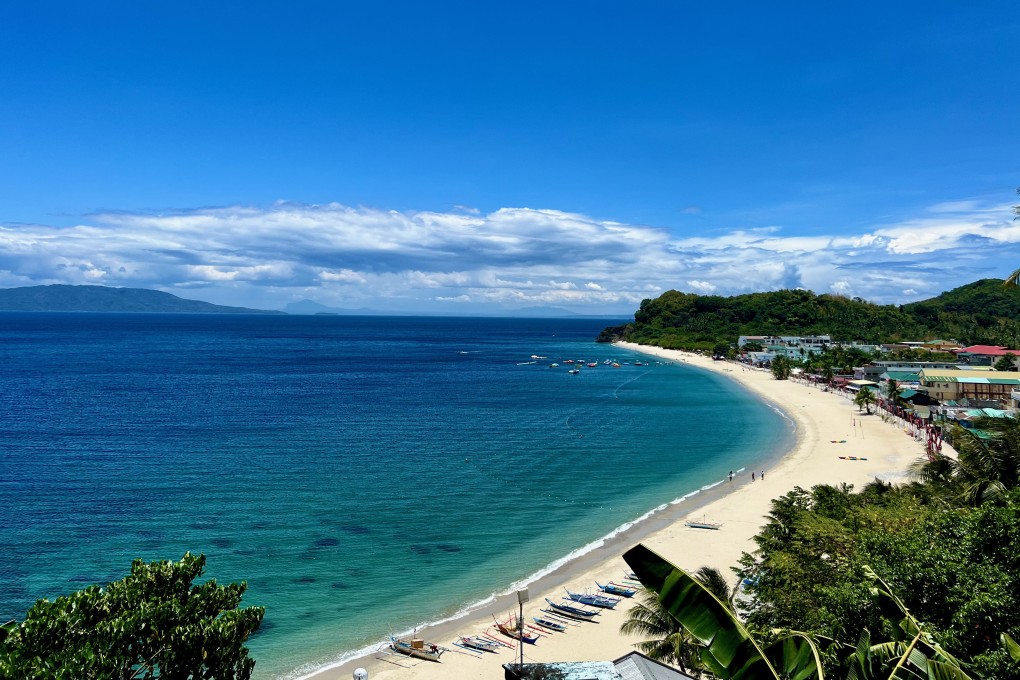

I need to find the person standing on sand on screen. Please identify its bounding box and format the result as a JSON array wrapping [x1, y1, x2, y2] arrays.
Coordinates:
[[752, 471, 755, 481], [728, 470, 734, 481], [761, 470, 765, 480]]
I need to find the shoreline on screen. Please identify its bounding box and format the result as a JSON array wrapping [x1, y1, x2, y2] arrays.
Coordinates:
[[302, 342, 934, 680]]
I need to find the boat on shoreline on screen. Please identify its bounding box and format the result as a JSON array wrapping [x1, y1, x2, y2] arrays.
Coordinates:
[[565, 588, 620, 609], [595, 580, 636, 597], [456, 635, 502, 653], [390, 636, 445, 661], [685, 518, 723, 530], [493, 616, 541, 644], [544, 597, 600, 621], [532, 615, 568, 632]]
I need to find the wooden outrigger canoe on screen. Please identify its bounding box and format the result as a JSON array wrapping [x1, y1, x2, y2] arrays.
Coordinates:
[[390, 636, 445, 661]]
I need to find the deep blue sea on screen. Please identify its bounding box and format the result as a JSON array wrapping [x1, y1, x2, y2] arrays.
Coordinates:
[[0, 313, 791, 678]]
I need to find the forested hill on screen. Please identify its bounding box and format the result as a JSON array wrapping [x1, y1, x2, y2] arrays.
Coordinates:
[[599, 279, 1020, 350], [0, 285, 284, 314]]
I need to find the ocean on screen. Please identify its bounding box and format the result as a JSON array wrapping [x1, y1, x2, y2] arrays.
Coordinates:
[[0, 313, 792, 678]]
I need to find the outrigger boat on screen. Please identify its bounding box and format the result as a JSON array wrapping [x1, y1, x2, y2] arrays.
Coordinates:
[[532, 615, 568, 632], [390, 636, 445, 661], [685, 518, 723, 530], [456, 635, 502, 653], [493, 615, 541, 644], [595, 580, 636, 597], [544, 597, 599, 621], [565, 588, 620, 609]]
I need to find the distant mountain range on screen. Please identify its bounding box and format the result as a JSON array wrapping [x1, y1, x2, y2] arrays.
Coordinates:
[[0, 286, 630, 318], [0, 285, 283, 314]]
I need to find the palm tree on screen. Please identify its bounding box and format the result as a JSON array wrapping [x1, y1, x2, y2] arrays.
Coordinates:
[[623, 544, 989, 680], [854, 387, 876, 414], [911, 416, 1020, 505], [619, 567, 735, 677], [883, 379, 900, 411], [771, 355, 792, 380]]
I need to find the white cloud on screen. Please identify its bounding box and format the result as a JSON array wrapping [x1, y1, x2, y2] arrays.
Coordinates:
[[0, 198, 1016, 311], [687, 280, 716, 293]]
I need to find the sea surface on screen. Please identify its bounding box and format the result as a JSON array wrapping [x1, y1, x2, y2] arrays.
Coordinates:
[[0, 313, 792, 678]]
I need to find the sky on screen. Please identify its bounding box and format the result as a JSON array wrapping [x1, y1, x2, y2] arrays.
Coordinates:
[[1, 1, 1018, 314]]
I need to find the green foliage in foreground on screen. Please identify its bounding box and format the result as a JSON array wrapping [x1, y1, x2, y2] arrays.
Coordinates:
[[0, 553, 264, 679], [598, 279, 1020, 351], [737, 483, 1020, 679]]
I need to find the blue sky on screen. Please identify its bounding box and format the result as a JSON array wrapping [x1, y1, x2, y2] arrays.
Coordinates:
[[1, 2, 1018, 313]]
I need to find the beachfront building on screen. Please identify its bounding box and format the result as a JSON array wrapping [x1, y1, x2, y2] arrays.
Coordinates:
[[738, 334, 831, 351], [853, 360, 963, 384], [955, 344, 1020, 366], [918, 368, 1020, 407]]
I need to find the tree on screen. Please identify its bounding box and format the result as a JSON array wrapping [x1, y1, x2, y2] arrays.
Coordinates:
[[771, 355, 792, 380], [619, 567, 734, 678], [736, 483, 1020, 678], [623, 544, 825, 680], [854, 387, 876, 414], [0, 553, 264, 679], [911, 416, 1020, 505], [994, 353, 1018, 372], [883, 379, 900, 409]]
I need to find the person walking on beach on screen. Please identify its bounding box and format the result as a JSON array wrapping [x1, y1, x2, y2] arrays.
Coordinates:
[[728, 470, 733, 481], [761, 470, 765, 480], [752, 471, 755, 481]]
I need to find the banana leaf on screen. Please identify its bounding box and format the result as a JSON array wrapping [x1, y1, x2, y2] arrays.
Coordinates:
[[1003, 633, 1020, 664], [623, 543, 823, 680]]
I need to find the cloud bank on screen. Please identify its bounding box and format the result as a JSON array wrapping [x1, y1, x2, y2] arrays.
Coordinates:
[[1, 199, 1017, 312]]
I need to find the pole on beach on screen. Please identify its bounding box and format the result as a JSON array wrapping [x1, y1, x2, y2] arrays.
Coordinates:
[[517, 588, 530, 672]]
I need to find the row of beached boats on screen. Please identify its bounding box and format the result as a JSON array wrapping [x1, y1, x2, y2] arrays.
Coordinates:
[[386, 578, 643, 663]]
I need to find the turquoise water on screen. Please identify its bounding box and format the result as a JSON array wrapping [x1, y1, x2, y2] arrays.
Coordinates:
[[0, 314, 791, 678]]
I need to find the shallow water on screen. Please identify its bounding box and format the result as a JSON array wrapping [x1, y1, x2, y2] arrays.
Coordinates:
[[0, 313, 790, 678]]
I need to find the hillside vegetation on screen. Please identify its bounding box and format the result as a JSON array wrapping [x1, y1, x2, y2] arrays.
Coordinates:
[[599, 279, 1020, 350]]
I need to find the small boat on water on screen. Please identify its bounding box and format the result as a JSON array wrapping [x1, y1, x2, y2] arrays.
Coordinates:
[[685, 518, 723, 530], [568, 369, 580, 375], [565, 589, 619, 609], [544, 597, 599, 621], [549, 363, 559, 368], [457, 635, 502, 653], [595, 581, 636, 597], [390, 636, 445, 661], [531, 355, 548, 359], [532, 615, 567, 632]]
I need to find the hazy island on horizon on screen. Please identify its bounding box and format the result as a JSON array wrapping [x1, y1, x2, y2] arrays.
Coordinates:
[[0, 284, 284, 315]]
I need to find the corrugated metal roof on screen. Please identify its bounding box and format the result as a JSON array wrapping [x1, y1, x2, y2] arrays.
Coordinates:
[[922, 376, 1020, 385], [884, 371, 920, 381]]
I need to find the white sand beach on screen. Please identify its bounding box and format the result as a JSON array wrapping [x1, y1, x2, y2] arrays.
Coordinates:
[[307, 342, 938, 680]]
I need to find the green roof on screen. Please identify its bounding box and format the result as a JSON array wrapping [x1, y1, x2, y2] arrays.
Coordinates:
[[922, 375, 1020, 385], [884, 371, 920, 381]]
